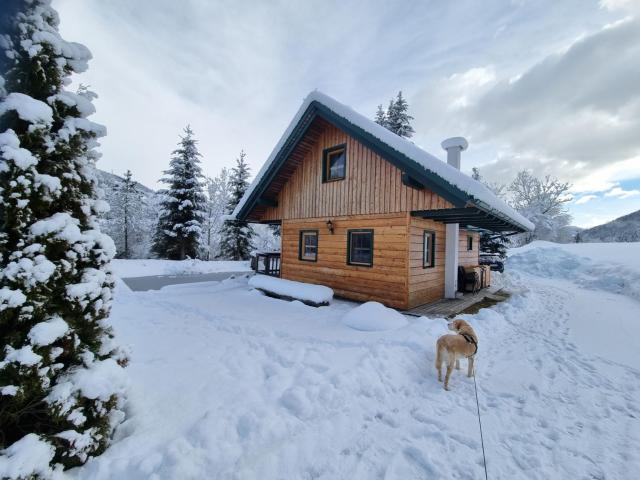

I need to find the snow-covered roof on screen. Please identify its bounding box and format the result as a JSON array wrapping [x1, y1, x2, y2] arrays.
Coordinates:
[[233, 90, 534, 232]]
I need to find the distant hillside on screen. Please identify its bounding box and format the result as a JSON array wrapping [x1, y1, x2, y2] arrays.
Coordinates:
[[96, 169, 156, 195], [578, 209, 640, 243]]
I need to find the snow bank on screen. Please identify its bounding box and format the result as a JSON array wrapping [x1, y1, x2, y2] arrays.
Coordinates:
[[248, 275, 333, 305], [508, 241, 640, 301], [342, 301, 408, 331], [110, 259, 251, 278]]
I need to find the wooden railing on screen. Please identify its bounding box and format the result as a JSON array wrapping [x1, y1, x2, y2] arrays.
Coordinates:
[[251, 252, 281, 277]]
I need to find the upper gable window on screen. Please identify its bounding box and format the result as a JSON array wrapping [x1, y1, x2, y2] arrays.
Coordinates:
[[322, 144, 346, 182]]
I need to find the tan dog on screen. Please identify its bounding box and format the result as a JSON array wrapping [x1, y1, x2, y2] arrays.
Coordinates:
[[435, 319, 478, 391]]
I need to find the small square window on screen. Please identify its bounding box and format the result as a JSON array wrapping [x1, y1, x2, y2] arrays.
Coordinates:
[[347, 229, 373, 266], [299, 230, 318, 262], [423, 230, 436, 268], [467, 235, 473, 251], [322, 144, 346, 182]]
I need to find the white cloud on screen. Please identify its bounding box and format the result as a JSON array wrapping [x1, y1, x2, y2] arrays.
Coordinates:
[[604, 186, 640, 198], [574, 194, 598, 205], [600, 0, 640, 14]]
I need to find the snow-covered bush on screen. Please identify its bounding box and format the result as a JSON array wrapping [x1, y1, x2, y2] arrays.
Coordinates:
[[0, 0, 126, 474]]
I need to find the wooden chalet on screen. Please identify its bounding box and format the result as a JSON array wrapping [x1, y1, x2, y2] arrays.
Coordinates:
[[234, 92, 533, 310]]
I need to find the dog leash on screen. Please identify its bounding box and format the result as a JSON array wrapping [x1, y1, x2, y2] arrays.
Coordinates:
[[472, 361, 489, 480]]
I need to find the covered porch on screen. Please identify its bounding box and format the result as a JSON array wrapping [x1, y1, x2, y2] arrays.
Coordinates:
[[411, 204, 526, 301]]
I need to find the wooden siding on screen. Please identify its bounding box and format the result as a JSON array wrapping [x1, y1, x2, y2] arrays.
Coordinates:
[[406, 223, 480, 308], [258, 122, 453, 222], [281, 213, 410, 310], [407, 217, 446, 308], [459, 230, 480, 267]]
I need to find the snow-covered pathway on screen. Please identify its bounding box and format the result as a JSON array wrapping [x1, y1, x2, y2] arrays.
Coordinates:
[[477, 276, 640, 479], [71, 243, 640, 479]]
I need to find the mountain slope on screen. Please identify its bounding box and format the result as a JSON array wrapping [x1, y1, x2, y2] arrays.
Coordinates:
[[578, 209, 640, 243]]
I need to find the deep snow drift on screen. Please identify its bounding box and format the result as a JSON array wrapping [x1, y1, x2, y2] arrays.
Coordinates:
[[49, 242, 640, 478]]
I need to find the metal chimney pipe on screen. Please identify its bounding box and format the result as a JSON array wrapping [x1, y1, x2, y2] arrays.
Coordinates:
[[441, 137, 469, 170]]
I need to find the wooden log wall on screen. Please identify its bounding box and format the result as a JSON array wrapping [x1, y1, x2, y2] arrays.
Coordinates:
[[281, 213, 410, 310]]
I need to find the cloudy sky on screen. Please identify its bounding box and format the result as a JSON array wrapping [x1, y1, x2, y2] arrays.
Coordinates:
[[54, 0, 640, 228]]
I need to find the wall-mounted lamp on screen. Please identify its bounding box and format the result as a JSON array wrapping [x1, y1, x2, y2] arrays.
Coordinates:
[[326, 219, 334, 234]]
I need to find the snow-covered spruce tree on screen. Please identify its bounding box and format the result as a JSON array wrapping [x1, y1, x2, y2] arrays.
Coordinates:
[[374, 104, 387, 128], [386, 91, 415, 138], [108, 170, 145, 259], [152, 126, 206, 260], [0, 1, 126, 475], [217, 151, 254, 260]]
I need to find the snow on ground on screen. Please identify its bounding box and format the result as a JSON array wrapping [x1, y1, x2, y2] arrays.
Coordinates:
[[110, 259, 251, 278], [65, 242, 639, 479]]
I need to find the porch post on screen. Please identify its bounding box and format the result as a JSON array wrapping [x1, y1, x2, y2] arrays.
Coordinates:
[[444, 223, 459, 298]]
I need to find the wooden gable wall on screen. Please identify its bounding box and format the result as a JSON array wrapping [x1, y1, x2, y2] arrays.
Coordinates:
[[256, 121, 453, 222]]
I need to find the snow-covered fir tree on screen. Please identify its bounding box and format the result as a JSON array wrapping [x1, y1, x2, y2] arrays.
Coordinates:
[[218, 151, 255, 260], [152, 126, 206, 260], [107, 170, 145, 259], [386, 91, 415, 138], [201, 168, 231, 260], [374, 92, 415, 138], [374, 104, 387, 127], [0, 1, 126, 474]]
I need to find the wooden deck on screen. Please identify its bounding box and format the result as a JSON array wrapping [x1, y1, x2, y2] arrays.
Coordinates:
[[403, 286, 507, 318]]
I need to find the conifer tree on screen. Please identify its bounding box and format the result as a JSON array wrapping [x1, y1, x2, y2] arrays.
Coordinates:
[[152, 126, 206, 260], [217, 150, 255, 260], [386, 91, 415, 138], [374, 104, 387, 127], [0, 1, 126, 474], [110, 170, 145, 259]]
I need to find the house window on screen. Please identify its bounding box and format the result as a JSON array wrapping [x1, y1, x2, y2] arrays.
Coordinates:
[[423, 230, 436, 268], [347, 229, 373, 266], [299, 230, 318, 262], [467, 235, 473, 251], [322, 144, 346, 182]]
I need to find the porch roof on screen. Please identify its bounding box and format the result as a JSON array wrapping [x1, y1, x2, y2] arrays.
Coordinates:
[[411, 205, 529, 232]]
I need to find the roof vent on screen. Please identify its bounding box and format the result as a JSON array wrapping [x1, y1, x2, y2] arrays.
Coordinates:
[[441, 137, 468, 170]]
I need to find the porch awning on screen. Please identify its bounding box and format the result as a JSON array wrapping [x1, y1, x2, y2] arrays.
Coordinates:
[[411, 206, 528, 233]]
